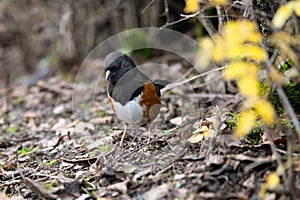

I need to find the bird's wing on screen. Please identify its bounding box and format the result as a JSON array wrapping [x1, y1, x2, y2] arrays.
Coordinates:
[[110, 68, 151, 105]]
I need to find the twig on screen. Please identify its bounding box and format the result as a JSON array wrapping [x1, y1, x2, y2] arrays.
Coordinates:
[[163, 0, 169, 24], [141, 0, 156, 14], [292, 14, 299, 35], [262, 45, 300, 197], [216, 5, 224, 31], [161, 12, 199, 29], [157, 141, 190, 174], [114, 117, 200, 162], [259, 25, 300, 136], [161, 66, 227, 93], [18, 163, 58, 199], [197, 10, 217, 38], [275, 86, 300, 135], [114, 126, 179, 162], [263, 126, 288, 186], [160, 93, 235, 100]]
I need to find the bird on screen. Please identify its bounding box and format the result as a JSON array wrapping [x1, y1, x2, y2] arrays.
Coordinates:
[[103, 51, 167, 146]]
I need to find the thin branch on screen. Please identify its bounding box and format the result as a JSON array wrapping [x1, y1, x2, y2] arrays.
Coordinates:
[[161, 66, 227, 93], [161, 12, 199, 29], [197, 11, 217, 38], [161, 93, 235, 100], [292, 14, 299, 35], [263, 126, 288, 185], [163, 0, 169, 24], [141, 0, 156, 14], [264, 47, 300, 135], [216, 5, 224, 31]]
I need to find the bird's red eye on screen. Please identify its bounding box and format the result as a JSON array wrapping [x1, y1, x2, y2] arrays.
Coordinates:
[[110, 64, 121, 72], [115, 64, 121, 70]]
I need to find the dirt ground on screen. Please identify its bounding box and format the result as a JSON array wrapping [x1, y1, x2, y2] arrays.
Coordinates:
[[0, 65, 300, 199]]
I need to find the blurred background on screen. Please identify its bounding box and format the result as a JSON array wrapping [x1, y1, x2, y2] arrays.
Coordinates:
[[0, 0, 204, 86]]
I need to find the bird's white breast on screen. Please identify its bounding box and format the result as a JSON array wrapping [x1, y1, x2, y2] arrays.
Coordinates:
[[110, 95, 146, 125]]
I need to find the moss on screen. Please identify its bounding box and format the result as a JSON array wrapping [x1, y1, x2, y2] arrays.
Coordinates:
[[282, 83, 300, 113], [271, 83, 300, 114], [258, 80, 300, 114], [279, 59, 294, 73], [6, 125, 19, 134], [225, 112, 239, 130], [17, 147, 33, 155], [96, 110, 108, 118], [84, 177, 94, 182], [258, 81, 271, 99], [46, 159, 57, 167], [225, 112, 264, 144], [246, 128, 264, 144], [12, 96, 24, 105], [98, 144, 113, 152]]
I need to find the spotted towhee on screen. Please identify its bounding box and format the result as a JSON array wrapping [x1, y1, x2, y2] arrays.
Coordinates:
[[103, 52, 168, 145]]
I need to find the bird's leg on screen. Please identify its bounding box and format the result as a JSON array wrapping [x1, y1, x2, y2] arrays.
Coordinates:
[[120, 124, 127, 148], [147, 124, 152, 144]]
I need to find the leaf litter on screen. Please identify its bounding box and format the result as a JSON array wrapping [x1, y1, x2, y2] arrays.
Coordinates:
[[0, 69, 299, 199]]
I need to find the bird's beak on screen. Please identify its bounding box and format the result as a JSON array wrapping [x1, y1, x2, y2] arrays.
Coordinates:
[[105, 70, 111, 80]]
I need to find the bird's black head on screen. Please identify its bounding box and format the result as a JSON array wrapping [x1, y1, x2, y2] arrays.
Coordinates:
[[103, 52, 136, 85]]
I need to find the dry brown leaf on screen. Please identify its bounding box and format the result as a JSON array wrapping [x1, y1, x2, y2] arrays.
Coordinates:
[[0, 192, 24, 200], [143, 184, 169, 200], [107, 177, 129, 194], [206, 154, 224, 166]]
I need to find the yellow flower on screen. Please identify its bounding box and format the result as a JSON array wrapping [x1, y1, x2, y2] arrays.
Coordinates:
[[241, 45, 267, 61], [266, 172, 280, 189], [234, 110, 257, 137], [209, 0, 227, 6], [223, 62, 258, 80], [254, 100, 275, 125], [184, 0, 199, 13], [294, 1, 300, 16], [199, 37, 214, 54], [211, 35, 225, 63], [238, 76, 259, 98], [272, 4, 293, 28]]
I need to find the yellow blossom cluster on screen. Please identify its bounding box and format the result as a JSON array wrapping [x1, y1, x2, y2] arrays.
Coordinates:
[[184, 0, 228, 13], [200, 20, 275, 137], [184, 0, 199, 13], [272, 0, 300, 28]]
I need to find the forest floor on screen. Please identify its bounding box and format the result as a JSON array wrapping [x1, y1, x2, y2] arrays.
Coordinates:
[[0, 62, 299, 200]]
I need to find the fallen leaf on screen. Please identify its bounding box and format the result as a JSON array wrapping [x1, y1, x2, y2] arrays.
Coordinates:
[[170, 117, 183, 126], [75, 122, 95, 132], [53, 104, 65, 115], [242, 174, 255, 189], [174, 174, 185, 181], [0, 192, 24, 200], [266, 172, 280, 189], [206, 154, 224, 166], [90, 116, 112, 124], [143, 184, 169, 200], [188, 134, 204, 144], [107, 177, 129, 194], [52, 119, 68, 131]]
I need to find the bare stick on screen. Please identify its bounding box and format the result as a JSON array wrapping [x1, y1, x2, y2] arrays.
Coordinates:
[[161, 66, 227, 93], [216, 5, 224, 31], [163, 0, 170, 24], [161, 12, 199, 29], [141, 0, 156, 14], [197, 10, 217, 38]]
